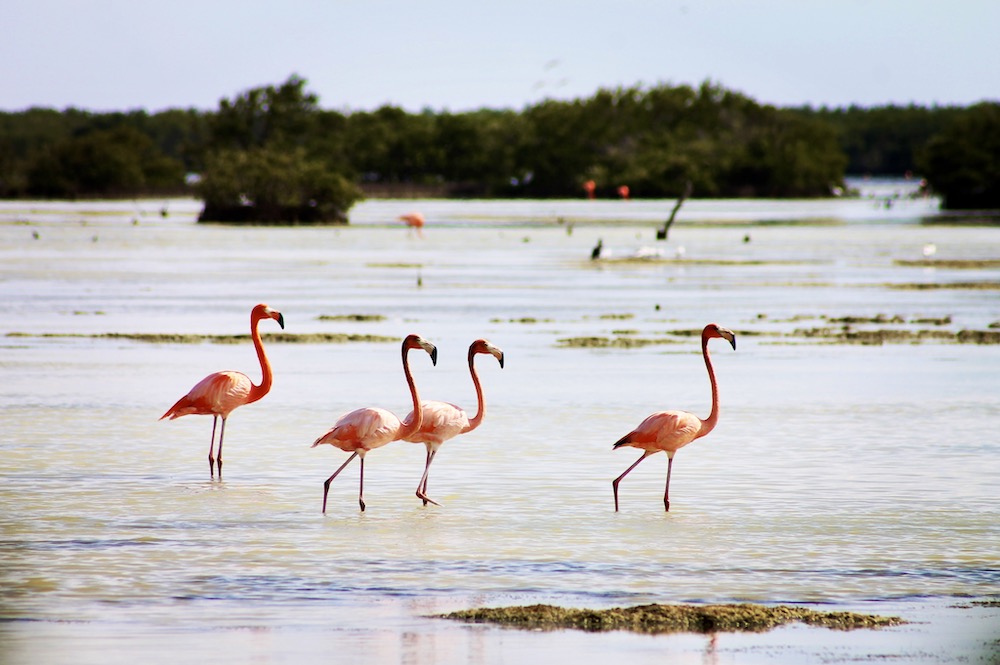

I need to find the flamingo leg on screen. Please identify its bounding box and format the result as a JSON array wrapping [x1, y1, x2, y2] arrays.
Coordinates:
[[322, 451, 359, 514], [415, 447, 441, 507], [216, 417, 228, 480], [358, 455, 366, 512], [208, 415, 219, 479], [612, 451, 654, 512], [663, 455, 674, 512]]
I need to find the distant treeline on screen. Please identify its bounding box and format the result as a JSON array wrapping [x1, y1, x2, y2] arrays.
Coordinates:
[[1, 75, 997, 213]]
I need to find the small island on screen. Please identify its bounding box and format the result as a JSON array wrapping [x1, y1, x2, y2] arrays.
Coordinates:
[[439, 602, 906, 634]]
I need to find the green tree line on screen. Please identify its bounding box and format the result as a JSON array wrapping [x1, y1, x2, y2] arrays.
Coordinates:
[[1, 75, 996, 213]]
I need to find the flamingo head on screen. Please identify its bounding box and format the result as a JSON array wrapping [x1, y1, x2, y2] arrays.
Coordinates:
[[253, 303, 285, 329], [470, 338, 505, 369], [703, 323, 736, 350], [403, 333, 437, 366]]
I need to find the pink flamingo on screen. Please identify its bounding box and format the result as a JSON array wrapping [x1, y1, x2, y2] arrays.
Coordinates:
[[403, 339, 505, 506], [612, 324, 736, 512], [399, 212, 425, 237], [311, 334, 437, 513], [160, 303, 285, 479]]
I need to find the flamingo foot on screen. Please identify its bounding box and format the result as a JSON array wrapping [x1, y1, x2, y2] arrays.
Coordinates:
[[416, 490, 441, 507], [359, 497, 366, 512]]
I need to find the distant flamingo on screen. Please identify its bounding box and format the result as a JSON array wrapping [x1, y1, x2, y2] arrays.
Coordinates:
[[160, 303, 285, 479], [583, 180, 596, 200], [399, 212, 425, 237], [612, 324, 736, 512], [311, 334, 437, 513], [403, 339, 505, 506]]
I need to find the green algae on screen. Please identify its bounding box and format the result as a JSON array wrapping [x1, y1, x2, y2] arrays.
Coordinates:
[[439, 603, 905, 634], [557, 336, 683, 349], [5, 332, 398, 344], [894, 259, 1000, 269], [317, 314, 386, 322]]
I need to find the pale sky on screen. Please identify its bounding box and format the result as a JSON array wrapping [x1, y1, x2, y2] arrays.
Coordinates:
[[3, 0, 997, 114]]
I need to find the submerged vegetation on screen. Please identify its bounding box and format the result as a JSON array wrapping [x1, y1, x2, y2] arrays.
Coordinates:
[[439, 603, 905, 634], [2, 74, 997, 216], [5, 331, 398, 344], [10, 311, 999, 348]]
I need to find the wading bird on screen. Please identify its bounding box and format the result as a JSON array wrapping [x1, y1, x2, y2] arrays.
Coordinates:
[[399, 212, 425, 237], [403, 339, 505, 506], [311, 334, 437, 513], [612, 324, 736, 512], [160, 303, 285, 479]]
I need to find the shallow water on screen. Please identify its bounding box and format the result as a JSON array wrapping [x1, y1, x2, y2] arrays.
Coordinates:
[[1, 193, 998, 663]]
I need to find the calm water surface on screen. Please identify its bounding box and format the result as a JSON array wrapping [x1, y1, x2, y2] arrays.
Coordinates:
[[1, 193, 998, 663]]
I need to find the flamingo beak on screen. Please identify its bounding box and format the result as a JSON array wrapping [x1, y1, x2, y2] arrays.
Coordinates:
[[275, 312, 285, 329], [720, 328, 736, 350]]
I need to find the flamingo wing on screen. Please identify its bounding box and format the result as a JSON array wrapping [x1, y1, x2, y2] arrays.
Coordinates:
[[403, 400, 469, 445], [161, 371, 252, 420], [613, 410, 702, 453], [312, 407, 403, 452]]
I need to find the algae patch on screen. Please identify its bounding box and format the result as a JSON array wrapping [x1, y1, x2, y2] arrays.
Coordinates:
[[6, 332, 398, 344], [317, 314, 387, 322], [439, 603, 905, 634], [894, 259, 1000, 269]]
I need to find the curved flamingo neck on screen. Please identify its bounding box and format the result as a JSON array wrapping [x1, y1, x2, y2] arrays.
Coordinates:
[[463, 350, 487, 433], [398, 346, 423, 439], [698, 333, 721, 438], [247, 312, 273, 404]]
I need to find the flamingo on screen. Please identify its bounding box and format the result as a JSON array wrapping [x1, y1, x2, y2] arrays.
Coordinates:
[[403, 339, 505, 506], [612, 324, 736, 512], [160, 303, 285, 479], [399, 212, 425, 237], [311, 334, 437, 513]]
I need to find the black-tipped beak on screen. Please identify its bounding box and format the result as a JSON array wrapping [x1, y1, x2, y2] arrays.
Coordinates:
[[276, 313, 285, 330], [430, 346, 438, 366], [498, 352, 505, 369]]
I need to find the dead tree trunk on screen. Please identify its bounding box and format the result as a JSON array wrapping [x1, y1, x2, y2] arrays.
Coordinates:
[[656, 180, 693, 241]]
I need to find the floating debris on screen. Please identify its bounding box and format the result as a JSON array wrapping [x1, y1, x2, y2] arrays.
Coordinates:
[[439, 603, 905, 634]]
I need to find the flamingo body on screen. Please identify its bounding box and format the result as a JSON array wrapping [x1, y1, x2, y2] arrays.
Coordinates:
[[612, 323, 735, 512], [312, 334, 437, 513], [312, 407, 407, 454], [161, 303, 284, 479], [400, 212, 425, 236], [407, 401, 470, 446], [614, 410, 702, 454], [161, 371, 253, 420], [403, 339, 504, 505]]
